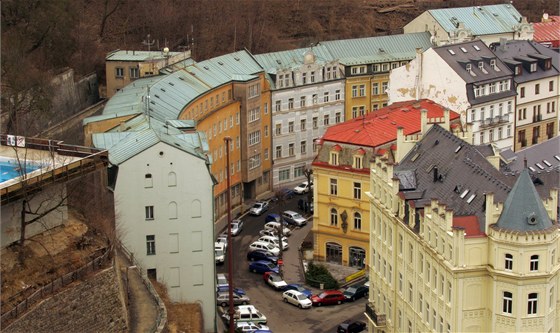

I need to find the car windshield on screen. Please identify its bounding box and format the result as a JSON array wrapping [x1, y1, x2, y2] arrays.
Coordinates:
[[265, 263, 274, 268], [293, 213, 303, 219], [345, 287, 357, 293], [296, 293, 307, 300], [216, 250, 224, 256], [318, 292, 328, 298], [270, 275, 281, 281]]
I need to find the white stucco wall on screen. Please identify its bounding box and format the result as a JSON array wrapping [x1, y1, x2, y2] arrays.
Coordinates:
[[115, 141, 216, 332]]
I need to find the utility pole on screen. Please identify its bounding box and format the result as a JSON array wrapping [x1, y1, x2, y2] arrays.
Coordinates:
[[275, 188, 286, 277], [304, 168, 313, 213], [224, 137, 234, 333]]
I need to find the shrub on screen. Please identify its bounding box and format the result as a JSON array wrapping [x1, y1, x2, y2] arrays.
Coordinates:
[[304, 262, 339, 289]]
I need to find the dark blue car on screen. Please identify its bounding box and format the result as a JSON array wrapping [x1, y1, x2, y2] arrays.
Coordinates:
[[247, 250, 278, 264], [284, 283, 312, 298], [249, 260, 279, 274], [343, 284, 368, 302], [216, 285, 246, 296]]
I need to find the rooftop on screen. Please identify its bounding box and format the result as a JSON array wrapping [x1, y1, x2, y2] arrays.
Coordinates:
[[106, 49, 186, 62]]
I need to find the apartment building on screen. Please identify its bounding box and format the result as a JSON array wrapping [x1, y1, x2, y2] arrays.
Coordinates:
[[255, 47, 345, 188], [366, 124, 559, 333], [404, 4, 533, 46], [311, 99, 461, 268], [90, 117, 217, 332], [389, 39, 517, 151], [491, 39, 559, 151], [105, 49, 191, 98], [319, 32, 433, 120]]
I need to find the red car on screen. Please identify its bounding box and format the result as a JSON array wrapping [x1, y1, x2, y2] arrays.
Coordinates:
[[311, 290, 345, 306]]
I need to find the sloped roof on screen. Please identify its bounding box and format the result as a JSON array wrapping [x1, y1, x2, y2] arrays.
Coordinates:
[[453, 216, 484, 238], [319, 32, 432, 65], [395, 124, 515, 232], [495, 169, 553, 232], [255, 45, 335, 74], [320, 99, 460, 147], [427, 4, 525, 36], [533, 16, 560, 46]]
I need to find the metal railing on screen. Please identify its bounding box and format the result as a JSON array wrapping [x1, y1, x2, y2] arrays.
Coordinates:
[[365, 302, 386, 327]]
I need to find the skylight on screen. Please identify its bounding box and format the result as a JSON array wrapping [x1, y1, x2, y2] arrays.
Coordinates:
[[555, 155, 560, 161], [454, 145, 463, 153], [473, 45, 481, 51], [543, 160, 552, 166], [460, 189, 470, 198], [448, 49, 456, 55], [466, 194, 476, 204], [460, 47, 467, 53], [536, 163, 545, 170], [529, 166, 536, 172]]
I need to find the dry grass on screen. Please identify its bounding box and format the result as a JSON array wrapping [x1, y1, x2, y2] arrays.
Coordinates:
[[151, 280, 203, 333]]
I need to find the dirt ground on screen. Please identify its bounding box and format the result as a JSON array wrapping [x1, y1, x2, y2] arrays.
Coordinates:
[[152, 280, 203, 333], [0, 210, 107, 314]]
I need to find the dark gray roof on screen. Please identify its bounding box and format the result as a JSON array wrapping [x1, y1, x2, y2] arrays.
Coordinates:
[[495, 169, 553, 232], [491, 40, 560, 83], [434, 40, 513, 84], [395, 125, 515, 232]]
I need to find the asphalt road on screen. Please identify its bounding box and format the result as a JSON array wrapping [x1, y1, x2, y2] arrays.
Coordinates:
[[216, 195, 367, 333]]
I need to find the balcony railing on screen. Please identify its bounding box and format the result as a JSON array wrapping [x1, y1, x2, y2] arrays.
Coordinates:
[[365, 302, 386, 327]]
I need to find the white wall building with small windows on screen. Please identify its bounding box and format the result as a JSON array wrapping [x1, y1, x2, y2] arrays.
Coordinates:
[[91, 118, 216, 332], [255, 48, 345, 188]]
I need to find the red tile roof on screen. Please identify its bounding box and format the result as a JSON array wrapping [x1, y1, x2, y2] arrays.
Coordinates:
[[533, 17, 560, 48], [453, 215, 485, 238], [321, 99, 459, 147]]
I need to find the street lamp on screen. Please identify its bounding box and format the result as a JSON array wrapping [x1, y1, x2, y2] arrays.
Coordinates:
[[224, 137, 235, 333]]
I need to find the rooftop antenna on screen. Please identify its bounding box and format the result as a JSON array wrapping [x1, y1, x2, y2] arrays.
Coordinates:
[[142, 34, 155, 51], [146, 87, 151, 128]]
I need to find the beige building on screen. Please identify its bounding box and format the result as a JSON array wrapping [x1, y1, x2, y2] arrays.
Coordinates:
[[366, 124, 559, 333]]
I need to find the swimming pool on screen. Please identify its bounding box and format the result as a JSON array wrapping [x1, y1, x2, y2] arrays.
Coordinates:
[[0, 158, 43, 183]]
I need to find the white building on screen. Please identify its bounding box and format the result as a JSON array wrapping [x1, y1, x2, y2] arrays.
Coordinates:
[[255, 48, 345, 188], [389, 39, 516, 151], [404, 4, 533, 46], [91, 117, 217, 332]]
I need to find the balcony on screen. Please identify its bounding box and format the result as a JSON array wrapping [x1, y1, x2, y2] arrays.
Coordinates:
[[365, 302, 386, 327]]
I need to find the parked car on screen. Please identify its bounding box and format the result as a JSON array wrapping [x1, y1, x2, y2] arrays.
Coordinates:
[[337, 320, 366, 333], [284, 284, 312, 298], [343, 284, 368, 302], [263, 222, 291, 236], [231, 219, 244, 236], [264, 213, 282, 223], [249, 201, 269, 216], [216, 273, 229, 289], [263, 271, 287, 290], [311, 290, 346, 306], [258, 235, 289, 250], [217, 292, 250, 307], [216, 285, 246, 295], [247, 250, 278, 264], [282, 210, 307, 227], [293, 181, 313, 194], [248, 260, 279, 274], [282, 289, 312, 309], [215, 242, 226, 265], [248, 241, 280, 256], [276, 188, 295, 199], [259, 228, 289, 241], [223, 305, 267, 326], [235, 322, 271, 333], [216, 233, 228, 250]]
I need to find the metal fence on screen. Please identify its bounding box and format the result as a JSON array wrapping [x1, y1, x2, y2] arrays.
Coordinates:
[[1, 247, 110, 327], [118, 241, 167, 333]]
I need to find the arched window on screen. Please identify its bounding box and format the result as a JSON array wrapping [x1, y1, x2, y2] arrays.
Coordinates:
[[144, 173, 153, 188], [354, 212, 362, 230], [530, 255, 539, 271], [527, 293, 538, 315], [330, 208, 338, 226], [505, 253, 513, 270], [326, 242, 342, 264], [503, 291, 513, 314], [168, 201, 177, 219], [168, 172, 177, 187]]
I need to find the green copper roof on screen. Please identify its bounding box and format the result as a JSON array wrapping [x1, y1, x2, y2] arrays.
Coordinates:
[[106, 50, 184, 62], [495, 169, 553, 232], [428, 4, 525, 36], [255, 45, 335, 74]]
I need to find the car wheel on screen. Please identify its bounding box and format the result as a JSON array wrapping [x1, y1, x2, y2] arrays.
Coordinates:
[[351, 297, 355, 302], [283, 298, 288, 303], [252, 269, 257, 273], [317, 302, 322, 306], [242, 301, 248, 305], [221, 302, 227, 307], [337, 300, 342, 305], [298, 304, 303, 309]]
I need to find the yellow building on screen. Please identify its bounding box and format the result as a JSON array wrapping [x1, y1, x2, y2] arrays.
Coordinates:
[[312, 99, 461, 269], [366, 124, 560, 333], [105, 49, 191, 98]]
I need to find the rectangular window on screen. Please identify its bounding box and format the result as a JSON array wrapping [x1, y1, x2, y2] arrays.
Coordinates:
[[248, 130, 261, 146], [248, 83, 260, 98], [530, 255, 539, 271], [535, 83, 540, 95], [313, 117, 318, 129], [288, 121, 294, 133], [145, 206, 154, 220], [323, 115, 329, 126], [300, 119, 306, 131], [264, 148, 269, 160], [275, 146, 282, 158], [312, 94, 318, 104], [505, 254, 513, 270], [288, 143, 295, 156], [528, 293, 538, 315], [302, 73, 307, 84], [294, 166, 304, 178], [115, 67, 124, 78], [264, 125, 269, 137], [323, 92, 329, 103], [372, 83, 379, 95], [503, 291, 513, 314], [335, 90, 341, 100], [275, 100, 281, 112], [146, 235, 156, 255], [549, 80, 554, 92], [275, 123, 282, 136], [382, 82, 388, 94], [352, 85, 358, 98], [353, 182, 361, 199], [359, 84, 365, 96], [288, 98, 294, 109], [279, 169, 290, 181], [300, 141, 306, 154], [300, 96, 306, 107], [248, 107, 260, 122], [330, 178, 338, 195], [520, 87, 525, 98], [335, 112, 341, 123], [310, 71, 315, 83], [130, 67, 139, 79]]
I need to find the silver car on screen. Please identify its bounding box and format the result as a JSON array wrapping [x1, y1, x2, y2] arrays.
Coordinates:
[[231, 219, 244, 236], [216, 292, 250, 307], [249, 201, 269, 216]]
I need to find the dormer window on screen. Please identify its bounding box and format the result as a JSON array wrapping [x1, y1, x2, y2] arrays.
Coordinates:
[[466, 63, 472, 73], [490, 59, 499, 71], [351, 66, 366, 75], [278, 74, 284, 88], [478, 61, 487, 74], [330, 150, 339, 166], [353, 155, 363, 169], [530, 63, 537, 72], [515, 65, 522, 75], [544, 59, 551, 70]]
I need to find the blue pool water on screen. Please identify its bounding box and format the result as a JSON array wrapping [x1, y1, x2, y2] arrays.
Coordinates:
[[0, 160, 42, 183]]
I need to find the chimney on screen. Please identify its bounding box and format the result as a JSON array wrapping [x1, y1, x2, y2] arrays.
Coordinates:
[[421, 108, 428, 134], [542, 13, 550, 22]]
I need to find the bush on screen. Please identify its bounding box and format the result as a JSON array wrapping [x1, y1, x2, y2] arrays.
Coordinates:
[[304, 262, 339, 289]]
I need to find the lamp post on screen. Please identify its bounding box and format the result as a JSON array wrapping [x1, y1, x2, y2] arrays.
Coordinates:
[[224, 137, 234, 333]]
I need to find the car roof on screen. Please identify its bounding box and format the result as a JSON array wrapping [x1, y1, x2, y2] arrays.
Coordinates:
[[283, 210, 297, 215]]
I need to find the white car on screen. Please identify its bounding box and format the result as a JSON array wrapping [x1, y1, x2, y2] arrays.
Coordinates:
[[283, 290, 312, 309], [249, 201, 269, 216], [293, 181, 313, 194], [231, 219, 244, 236], [263, 221, 291, 236], [265, 272, 288, 290], [235, 322, 271, 332], [216, 233, 228, 250], [215, 242, 226, 264], [259, 229, 288, 242], [248, 241, 280, 256], [258, 235, 289, 250]]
